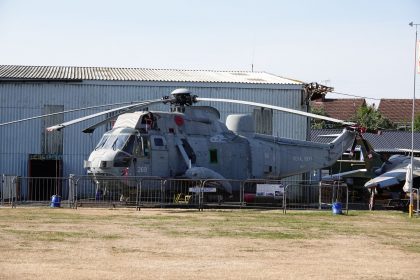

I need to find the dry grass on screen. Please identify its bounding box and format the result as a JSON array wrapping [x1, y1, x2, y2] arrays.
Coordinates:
[[0, 207, 420, 279]]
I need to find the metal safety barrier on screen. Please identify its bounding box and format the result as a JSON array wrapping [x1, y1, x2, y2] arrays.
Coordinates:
[[241, 179, 284, 209], [68, 176, 289, 211], [1, 175, 69, 207], [283, 181, 348, 214], [68, 175, 204, 210], [0, 174, 350, 213], [413, 188, 420, 216]]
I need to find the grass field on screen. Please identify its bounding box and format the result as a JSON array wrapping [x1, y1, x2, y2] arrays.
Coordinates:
[[0, 207, 419, 279]]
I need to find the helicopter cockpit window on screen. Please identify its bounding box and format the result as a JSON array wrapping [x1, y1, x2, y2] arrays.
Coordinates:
[[112, 134, 129, 150], [96, 134, 119, 150], [94, 128, 137, 152], [133, 136, 150, 158], [94, 133, 110, 150], [133, 136, 142, 157], [121, 135, 135, 153]]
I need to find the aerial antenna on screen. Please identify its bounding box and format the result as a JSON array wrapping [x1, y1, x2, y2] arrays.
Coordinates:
[[250, 32, 256, 72]]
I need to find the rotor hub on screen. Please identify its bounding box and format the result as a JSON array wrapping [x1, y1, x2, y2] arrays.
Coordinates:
[[162, 88, 198, 109]]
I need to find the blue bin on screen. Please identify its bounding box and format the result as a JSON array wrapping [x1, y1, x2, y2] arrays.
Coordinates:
[[332, 202, 342, 215], [50, 195, 61, 207]]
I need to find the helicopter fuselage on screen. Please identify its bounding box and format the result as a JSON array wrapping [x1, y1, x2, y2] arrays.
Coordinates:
[[84, 105, 356, 192], [85, 107, 250, 180]]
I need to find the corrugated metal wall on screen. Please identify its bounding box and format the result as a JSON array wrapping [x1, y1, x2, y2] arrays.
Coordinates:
[[0, 81, 306, 177]]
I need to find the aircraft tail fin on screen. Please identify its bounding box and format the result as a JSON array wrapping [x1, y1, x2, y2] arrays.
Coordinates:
[[328, 129, 357, 162], [356, 135, 384, 173]]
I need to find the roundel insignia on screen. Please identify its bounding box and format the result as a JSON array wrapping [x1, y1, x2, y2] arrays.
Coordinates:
[[174, 115, 184, 126]]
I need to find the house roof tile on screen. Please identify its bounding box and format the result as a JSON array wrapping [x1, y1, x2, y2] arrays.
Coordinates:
[[378, 99, 420, 124], [311, 98, 366, 121]]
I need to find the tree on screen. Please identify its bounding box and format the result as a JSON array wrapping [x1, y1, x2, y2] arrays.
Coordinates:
[[310, 106, 328, 129], [413, 114, 420, 132], [310, 106, 344, 129], [352, 104, 394, 131]]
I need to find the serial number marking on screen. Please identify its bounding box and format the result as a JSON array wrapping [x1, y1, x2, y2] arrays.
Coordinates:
[[137, 166, 148, 173], [292, 156, 313, 162]]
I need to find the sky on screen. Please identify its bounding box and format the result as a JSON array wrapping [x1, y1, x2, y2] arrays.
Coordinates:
[[0, 0, 419, 103]]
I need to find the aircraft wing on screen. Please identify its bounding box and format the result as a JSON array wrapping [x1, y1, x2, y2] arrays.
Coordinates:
[[364, 167, 420, 189], [322, 169, 367, 181]]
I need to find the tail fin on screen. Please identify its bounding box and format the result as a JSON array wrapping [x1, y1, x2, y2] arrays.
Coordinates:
[[356, 135, 384, 173]]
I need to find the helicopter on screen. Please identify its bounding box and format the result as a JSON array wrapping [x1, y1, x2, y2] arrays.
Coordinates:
[[43, 88, 359, 198]]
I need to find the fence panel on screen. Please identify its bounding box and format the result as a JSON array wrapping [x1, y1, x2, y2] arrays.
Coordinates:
[[283, 182, 320, 211], [282, 181, 348, 214], [68, 176, 205, 209], [414, 188, 420, 216], [240, 179, 284, 209], [1, 175, 69, 207], [70, 175, 145, 209], [0, 175, 363, 215], [161, 179, 201, 208], [1, 175, 20, 207]]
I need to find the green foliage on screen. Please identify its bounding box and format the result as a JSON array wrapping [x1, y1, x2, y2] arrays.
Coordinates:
[[310, 106, 328, 129], [310, 106, 343, 129], [352, 104, 395, 130], [413, 114, 420, 132]]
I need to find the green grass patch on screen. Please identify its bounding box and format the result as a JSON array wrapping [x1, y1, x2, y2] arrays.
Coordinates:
[[2, 228, 122, 242], [1, 208, 420, 253], [3, 229, 88, 241]]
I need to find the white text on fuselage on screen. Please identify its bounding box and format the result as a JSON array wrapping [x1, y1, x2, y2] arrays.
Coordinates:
[[292, 156, 313, 162], [137, 166, 148, 173]]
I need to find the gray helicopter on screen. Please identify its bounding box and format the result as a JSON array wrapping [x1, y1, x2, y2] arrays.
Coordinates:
[[45, 88, 357, 197]]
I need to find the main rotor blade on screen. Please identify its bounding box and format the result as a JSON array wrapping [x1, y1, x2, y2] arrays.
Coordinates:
[[197, 97, 355, 125], [82, 115, 118, 134], [0, 100, 143, 127], [318, 134, 342, 137], [47, 99, 163, 131], [82, 104, 149, 133]]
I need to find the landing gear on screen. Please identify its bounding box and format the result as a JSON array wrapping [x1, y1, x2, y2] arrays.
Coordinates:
[[369, 187, 376, 211]]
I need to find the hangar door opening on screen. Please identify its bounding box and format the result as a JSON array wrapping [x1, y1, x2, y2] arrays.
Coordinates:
[[28, 155, 62, 201]]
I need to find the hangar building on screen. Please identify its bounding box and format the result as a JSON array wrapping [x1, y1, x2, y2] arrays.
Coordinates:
[[0, 65, 310, 178]]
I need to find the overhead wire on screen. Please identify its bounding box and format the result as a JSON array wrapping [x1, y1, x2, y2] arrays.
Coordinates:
[[331, 91, 381, 101]]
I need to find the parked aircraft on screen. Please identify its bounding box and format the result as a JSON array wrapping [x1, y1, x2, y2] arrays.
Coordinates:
[[1, 88, 359, 199], [322, 134, 419, 210]]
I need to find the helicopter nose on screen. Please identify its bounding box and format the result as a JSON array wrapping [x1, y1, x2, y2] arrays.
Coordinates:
[[87, 149, 119, 169], [100, 160, 114, 168]]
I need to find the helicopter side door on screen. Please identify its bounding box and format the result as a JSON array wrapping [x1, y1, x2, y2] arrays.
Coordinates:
[[150, 135, 169, 177], [133, 135, 152, 176]]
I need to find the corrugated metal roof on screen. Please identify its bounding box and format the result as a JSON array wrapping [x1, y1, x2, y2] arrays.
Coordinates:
[[311, 129, 420, 152], [0, 65, 303, 85]]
